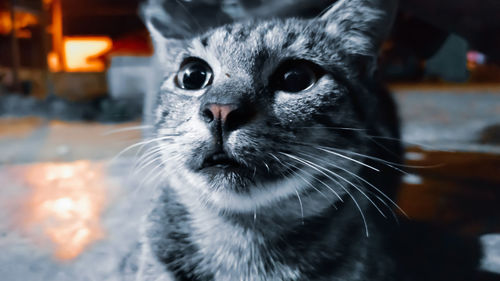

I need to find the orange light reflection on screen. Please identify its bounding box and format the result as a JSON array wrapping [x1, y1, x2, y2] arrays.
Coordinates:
[[24, 161, 107, 260]]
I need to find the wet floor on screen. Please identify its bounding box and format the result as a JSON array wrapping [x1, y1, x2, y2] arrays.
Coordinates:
[[0, 119, 146, 280], [0, 118, 142, 164], [400, 148, 500, 234], [0, 159, 146, 281]]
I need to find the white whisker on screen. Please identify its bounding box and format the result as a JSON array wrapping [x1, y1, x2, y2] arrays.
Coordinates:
[[264, 162, 270, 173], [319, 146, 410, 174], [268, 152, 307, 224], [294, 189, 305, 225], [293, 153, 386, 219], [308, 153, 408, 218], [293, 126, 367, 131], [134, 146, 165, 170], [316, 147, 379, 172], [102, 125, 153, 136], [287, 164, 332, 206], [111, 135, 175, 163], [279, 152, 370, 237]]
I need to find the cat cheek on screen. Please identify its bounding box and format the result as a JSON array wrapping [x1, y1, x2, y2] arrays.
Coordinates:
[[190, 118, 212, 137]]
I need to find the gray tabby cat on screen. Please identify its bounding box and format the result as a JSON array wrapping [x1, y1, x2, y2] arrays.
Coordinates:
[[137, 0, 404, 280]]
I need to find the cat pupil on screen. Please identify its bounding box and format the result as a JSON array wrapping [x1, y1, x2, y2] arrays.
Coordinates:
[[183, 68, 206, 89], [280, 65, 315, 93], [177, 61, 212, 90]]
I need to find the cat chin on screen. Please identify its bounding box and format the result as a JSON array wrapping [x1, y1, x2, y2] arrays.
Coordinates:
[[168, 167, 312, 213]]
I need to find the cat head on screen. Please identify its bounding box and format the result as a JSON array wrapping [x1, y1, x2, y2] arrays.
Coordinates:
[[142, 0, 399, 213]]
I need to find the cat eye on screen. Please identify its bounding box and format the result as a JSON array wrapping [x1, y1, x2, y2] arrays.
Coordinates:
[[175, 58, 213, 90], [273, 60, 321, 93]]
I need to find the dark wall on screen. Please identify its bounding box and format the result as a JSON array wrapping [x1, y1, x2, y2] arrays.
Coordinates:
[[62, 0, 145, 39], [0, 30, 45, 68]]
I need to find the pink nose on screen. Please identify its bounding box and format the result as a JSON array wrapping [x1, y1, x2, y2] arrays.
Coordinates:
[[200, 102, 256, 133], [207, 104, 236, 123]]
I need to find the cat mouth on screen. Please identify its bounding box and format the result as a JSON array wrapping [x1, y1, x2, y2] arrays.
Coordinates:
[[200, 152, 242, 171]]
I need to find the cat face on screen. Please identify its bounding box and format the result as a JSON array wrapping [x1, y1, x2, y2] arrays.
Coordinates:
[[144, 0, 398, 213]]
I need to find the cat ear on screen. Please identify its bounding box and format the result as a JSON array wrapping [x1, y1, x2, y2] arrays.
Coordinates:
[[141, 0, 233, 64], [320, 0, 397, 58], [140, 0, 187, 64]]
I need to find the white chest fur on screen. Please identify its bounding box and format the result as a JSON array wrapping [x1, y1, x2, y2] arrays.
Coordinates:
[[187, 202, 301, 281]]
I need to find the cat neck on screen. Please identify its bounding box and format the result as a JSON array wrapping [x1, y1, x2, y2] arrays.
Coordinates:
[[153, 183, 384, 281]]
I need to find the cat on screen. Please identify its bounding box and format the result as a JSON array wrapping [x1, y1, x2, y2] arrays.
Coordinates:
[[134, 0, 480, 280]]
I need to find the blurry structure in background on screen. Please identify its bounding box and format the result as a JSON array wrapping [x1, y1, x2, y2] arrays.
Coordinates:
[[0, 0, 42, 94], [0, 0, 498, 103], [23, 161, 107, 260], [0, 0, 152, 100], [425, 34, 469, 82], [0, 9, 38, 37], [379, 11, 500, 85]]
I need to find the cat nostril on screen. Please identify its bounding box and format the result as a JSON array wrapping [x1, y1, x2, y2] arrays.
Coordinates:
[[202, 108, 214, 123], [225, 107, 256, 132]]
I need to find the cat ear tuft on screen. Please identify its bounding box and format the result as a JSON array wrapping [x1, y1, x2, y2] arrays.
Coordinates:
[[320, 0, 397, 58]]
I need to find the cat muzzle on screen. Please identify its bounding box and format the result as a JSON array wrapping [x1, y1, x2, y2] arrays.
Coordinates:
[[200, 151, 242, 170]]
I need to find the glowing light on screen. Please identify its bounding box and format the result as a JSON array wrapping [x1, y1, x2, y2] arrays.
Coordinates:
[[467, 50, 487, 71], [0, 11, 38, 36], [63, 37, 112, 72], [24, 161, 107, 260], [48, 51, 61, 72]]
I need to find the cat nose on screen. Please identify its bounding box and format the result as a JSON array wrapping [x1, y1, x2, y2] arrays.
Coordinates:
[[203, 104, 235, 124], [200, 103, 255, 133]]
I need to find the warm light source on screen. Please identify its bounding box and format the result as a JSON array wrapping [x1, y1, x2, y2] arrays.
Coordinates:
[[0, 11, 38, 37], [24, 161, 108, 260], [47, 51, 61, 72], [63, 37, 112, 72]]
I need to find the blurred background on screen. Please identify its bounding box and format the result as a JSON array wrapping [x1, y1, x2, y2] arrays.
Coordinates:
[[0, 0, 499, 280]]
